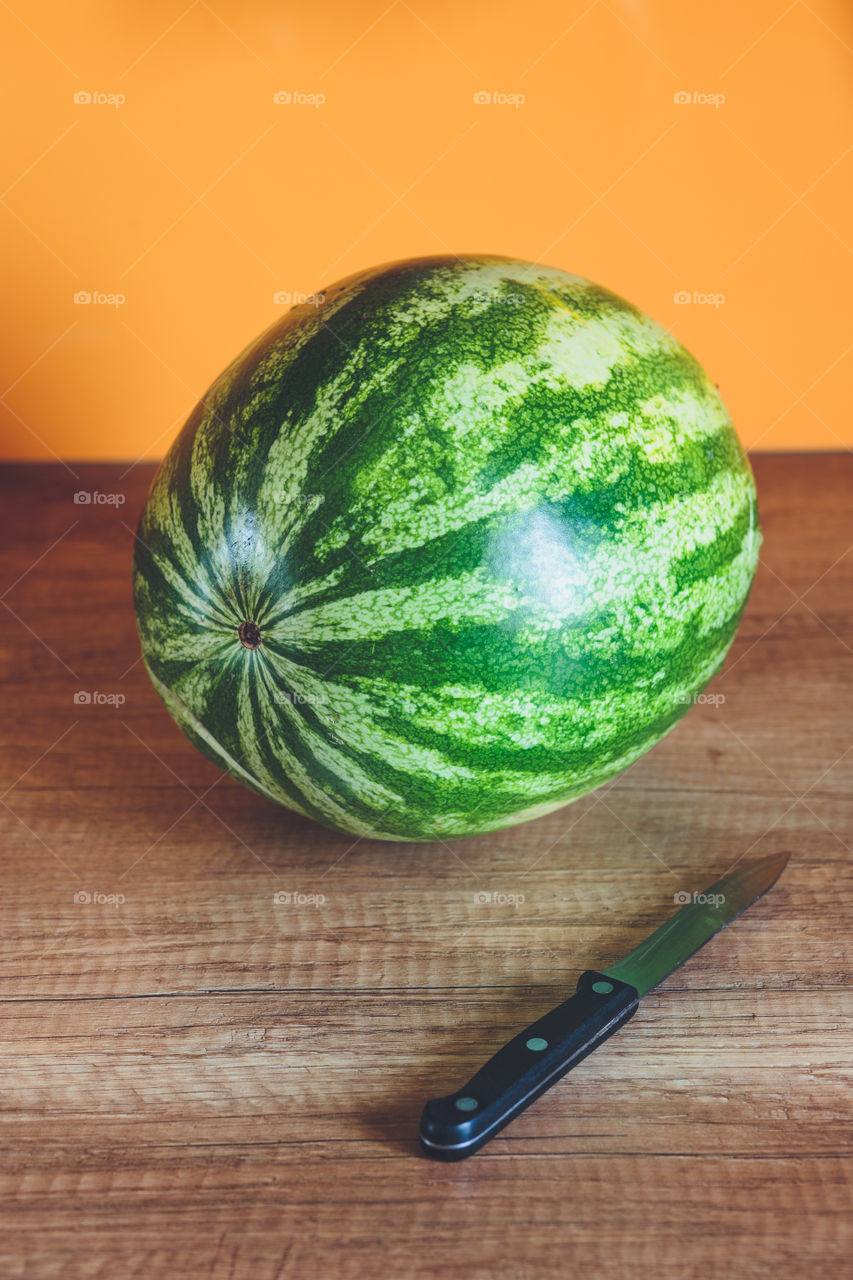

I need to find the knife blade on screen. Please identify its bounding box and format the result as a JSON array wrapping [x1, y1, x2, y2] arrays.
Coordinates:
[[420, 850, 789, 1161]]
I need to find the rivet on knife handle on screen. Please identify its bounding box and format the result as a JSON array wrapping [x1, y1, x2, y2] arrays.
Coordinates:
[[419, 971, 639, 1161]]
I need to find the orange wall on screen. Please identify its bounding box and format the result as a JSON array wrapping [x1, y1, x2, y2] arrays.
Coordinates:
[[1, 0, 851, 460]]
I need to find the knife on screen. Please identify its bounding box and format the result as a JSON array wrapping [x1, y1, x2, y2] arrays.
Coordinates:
[[420, 850, 789, 1161]]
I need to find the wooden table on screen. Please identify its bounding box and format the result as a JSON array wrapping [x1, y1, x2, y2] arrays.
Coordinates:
[[1, 455, 850, 1279]]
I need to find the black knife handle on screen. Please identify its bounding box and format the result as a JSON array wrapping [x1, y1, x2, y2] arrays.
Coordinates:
[[419, 971, 639, 1161]]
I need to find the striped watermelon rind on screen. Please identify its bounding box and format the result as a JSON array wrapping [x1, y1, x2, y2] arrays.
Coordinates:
[[132, 255, 760, 841]]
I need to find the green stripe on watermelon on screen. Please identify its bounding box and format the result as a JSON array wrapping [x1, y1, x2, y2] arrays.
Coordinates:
[[133, 255, 760, 841]]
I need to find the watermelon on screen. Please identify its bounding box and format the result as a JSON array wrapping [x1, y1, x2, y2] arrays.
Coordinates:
[[132, 255, 760, 842]]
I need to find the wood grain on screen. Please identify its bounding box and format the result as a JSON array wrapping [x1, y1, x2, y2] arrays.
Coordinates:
[[0, 455, 851, 1279]]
